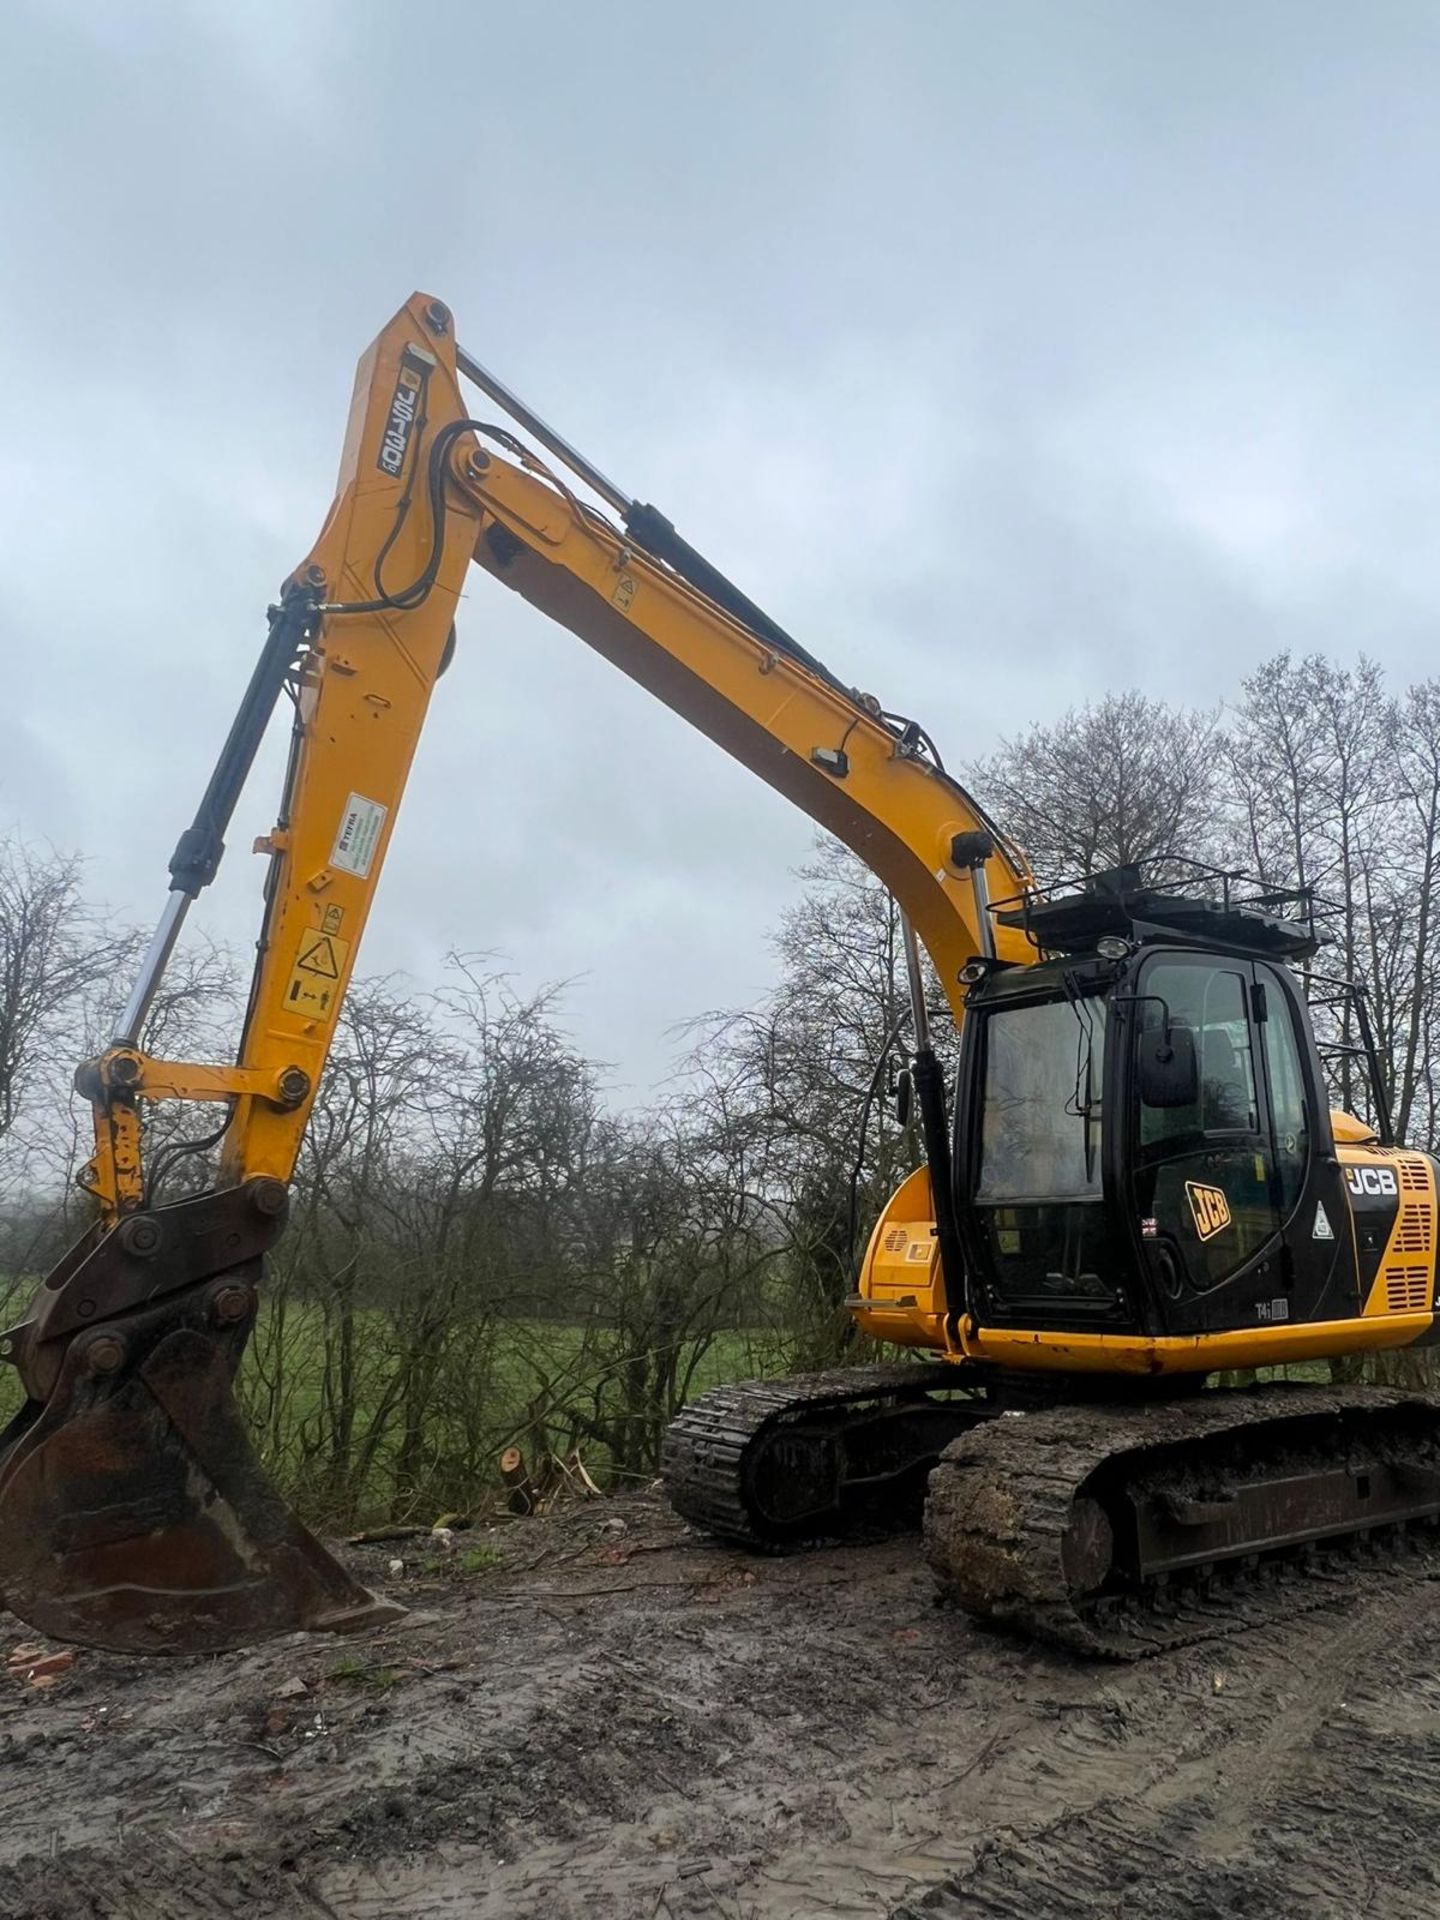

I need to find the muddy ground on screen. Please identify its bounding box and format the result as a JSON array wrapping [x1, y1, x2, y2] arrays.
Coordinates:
[[0, 1492, 1437, 1920]]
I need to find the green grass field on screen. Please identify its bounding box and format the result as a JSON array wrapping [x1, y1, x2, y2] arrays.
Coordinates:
[[234, 1300, 795, 1525], [0, 1274, 799, 1526]]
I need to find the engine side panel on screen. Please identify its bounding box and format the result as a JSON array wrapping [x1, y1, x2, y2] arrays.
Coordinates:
[[1339, 1144, 1438, 1318]]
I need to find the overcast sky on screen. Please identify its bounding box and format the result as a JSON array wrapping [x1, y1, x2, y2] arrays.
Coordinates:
[[6, 2, 1440, 1096]]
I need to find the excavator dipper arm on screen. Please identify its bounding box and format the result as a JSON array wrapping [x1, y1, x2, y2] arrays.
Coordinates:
[[0, 294, 1023, 1653]]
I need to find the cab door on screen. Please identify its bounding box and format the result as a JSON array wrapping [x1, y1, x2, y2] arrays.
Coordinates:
[[1128, 952, 1354, 1334], [1251, 959, 1357, 1326]]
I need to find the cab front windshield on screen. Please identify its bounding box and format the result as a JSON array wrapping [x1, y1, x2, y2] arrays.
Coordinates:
[[977, 995, 1107, 1202]]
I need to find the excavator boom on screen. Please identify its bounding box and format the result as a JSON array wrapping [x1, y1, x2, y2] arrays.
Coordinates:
[[0, 295, 1023, 1652]]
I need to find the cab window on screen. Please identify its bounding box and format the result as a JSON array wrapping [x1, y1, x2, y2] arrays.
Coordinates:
[[1139, 964, 1257, 1146]]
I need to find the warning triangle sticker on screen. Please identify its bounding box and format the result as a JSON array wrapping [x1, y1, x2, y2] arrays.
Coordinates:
[[1313, 1202, 1334, 1241], [295, 935, 341, 979]]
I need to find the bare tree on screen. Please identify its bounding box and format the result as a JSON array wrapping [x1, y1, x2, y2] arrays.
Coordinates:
[[966, 691, 1220, 884], [1378, 680, 1440, 1144], [681, 837, 930, 1360], [0, 836, 132, 1142], [1223, 654, 1398, 1117]]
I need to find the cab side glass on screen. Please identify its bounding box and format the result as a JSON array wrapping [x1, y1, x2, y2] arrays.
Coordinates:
[[1258, 963, 1310, 1214]]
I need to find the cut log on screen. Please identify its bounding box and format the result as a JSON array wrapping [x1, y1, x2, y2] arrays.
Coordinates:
[[501, 1445, 538, 1516]]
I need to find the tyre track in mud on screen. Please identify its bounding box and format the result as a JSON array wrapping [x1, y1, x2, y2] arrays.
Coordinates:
[[0, 1496, 1436, 1918], [892, 1582, 1440, 1920]]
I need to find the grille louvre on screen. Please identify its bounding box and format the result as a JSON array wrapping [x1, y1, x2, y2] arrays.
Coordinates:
[[1394, 1204, 1433, 1255], [1385, 1265, 1431, 1312], [1374, 1149, 1433, 1190]]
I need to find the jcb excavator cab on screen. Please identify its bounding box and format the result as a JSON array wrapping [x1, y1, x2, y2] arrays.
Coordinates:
[[952, 865, 1409, 1361]]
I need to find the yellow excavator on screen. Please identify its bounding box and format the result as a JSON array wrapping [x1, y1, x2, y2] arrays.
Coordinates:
[[5, 293, 1438, 1659]]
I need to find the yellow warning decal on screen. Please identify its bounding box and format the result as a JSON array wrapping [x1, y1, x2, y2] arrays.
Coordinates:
[[1185, 1181, 1231, 1242], [284, 928, 351, 1019]]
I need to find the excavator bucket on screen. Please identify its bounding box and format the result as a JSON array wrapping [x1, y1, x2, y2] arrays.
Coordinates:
[[0, 1183, 403, 1654]]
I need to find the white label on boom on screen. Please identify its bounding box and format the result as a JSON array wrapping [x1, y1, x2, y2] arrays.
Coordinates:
[[330, 794, 387, 879]]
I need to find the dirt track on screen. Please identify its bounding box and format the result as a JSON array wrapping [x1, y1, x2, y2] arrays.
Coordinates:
[[1, 1492, 1438, 1919]]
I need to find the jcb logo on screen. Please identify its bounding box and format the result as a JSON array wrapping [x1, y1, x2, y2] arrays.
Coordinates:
[[1186, 1181, 1232, 1242], [1346, 1166, 1398, 1199], [376, 363, 424, 478]]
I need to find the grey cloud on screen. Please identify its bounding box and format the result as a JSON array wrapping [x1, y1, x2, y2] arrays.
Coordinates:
[[7, 1, 1440, 1091]]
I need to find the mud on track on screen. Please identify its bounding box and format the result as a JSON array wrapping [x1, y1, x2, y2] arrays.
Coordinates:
[[0, 1492, 1438, 1919]]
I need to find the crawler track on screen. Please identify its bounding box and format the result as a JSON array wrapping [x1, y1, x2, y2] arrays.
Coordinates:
[[926, 1383, 1440, 1657], [662, 1362, 988, 1547]]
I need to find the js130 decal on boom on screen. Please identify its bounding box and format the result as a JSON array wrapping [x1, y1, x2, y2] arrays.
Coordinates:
[[3, 293, 1439, 1660]]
